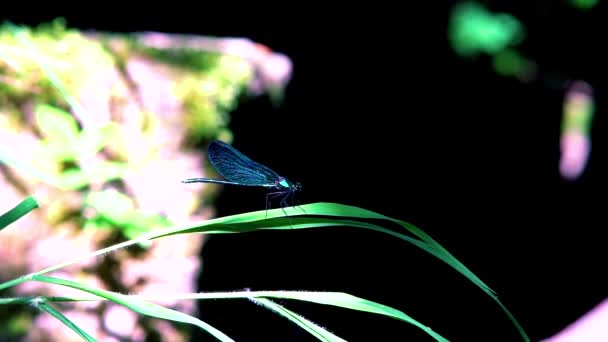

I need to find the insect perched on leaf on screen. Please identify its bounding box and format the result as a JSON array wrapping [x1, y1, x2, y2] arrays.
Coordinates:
[[182, 140, 302, 215]]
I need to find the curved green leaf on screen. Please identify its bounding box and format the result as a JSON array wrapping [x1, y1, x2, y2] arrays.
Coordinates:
[[31, 275, 234, 342], [0, 196, 39, 231], [250, 291, 447, 342], [150, 202, 527, 341], [36, 300, 96, 342], [0, 202, 528, 341], [251, 297, 347, 342]]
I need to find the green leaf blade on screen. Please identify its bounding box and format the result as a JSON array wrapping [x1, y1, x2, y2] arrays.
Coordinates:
[[253, 291, 448, 342], [36, 300, 97, 342], [0, 196, 39, 231], [251, 297, 347, 342], [31, 275, 234, 342]]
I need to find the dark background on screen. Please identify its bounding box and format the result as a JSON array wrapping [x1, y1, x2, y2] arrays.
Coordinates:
[[4, 2, 607, 341]]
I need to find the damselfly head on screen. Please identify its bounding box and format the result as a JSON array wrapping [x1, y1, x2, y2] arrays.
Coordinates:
[[276, 177, 301, 192]]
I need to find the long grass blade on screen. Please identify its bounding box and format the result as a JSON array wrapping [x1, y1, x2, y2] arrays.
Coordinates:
[[251, 297, 347, 342], [0, 202, 527, 341], [35, 300, 97, 342], [31, 275, 234, 342]]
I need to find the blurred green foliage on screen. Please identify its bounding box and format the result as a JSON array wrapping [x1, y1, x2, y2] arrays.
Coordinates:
[[569, 0, 598, 10], [448, 1, 537, 82], [84, 189, 170, 240], [33, 104, 127, 187], [0, 19, 115, 120], [449, 1, 525, 58], [0, 18, 256, 240]]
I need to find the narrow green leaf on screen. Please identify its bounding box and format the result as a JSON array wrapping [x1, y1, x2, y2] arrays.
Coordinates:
[[0, 202, 527, 341], [0, 196, 39, 231], [290, 203, 496, 295], [251, 291, 447, 342], [150, 202, 527, 341], [0, 290, 449, 341], [251, 297, 347, 342], [275, 203, 529, 341], [35, 300, 96, 342], [31, 275, 234, 341]]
